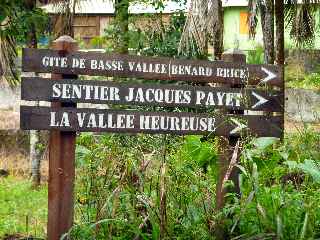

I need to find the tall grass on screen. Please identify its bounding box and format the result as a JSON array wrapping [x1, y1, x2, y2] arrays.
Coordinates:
[[66, 128, 320, 239]]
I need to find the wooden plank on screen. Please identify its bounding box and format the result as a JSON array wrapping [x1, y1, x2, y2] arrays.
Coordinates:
[[22, 48, 283, 87], [20, 106, 283, 138], [47, 36, 78, 240], [21, 77, 283, 112]]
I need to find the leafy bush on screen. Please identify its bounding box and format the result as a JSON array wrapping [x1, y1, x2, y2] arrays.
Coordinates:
[[68, 129, 320, 239], [286, 72, 320, 90], [247, 45, 265, 65], [69, 134, 219, 239], [228, 132, 320, 239], [103, 12, 202, 59]]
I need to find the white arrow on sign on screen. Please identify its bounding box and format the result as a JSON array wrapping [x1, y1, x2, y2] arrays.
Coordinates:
[[251, 91, 269, 109], [230, 118, 247, 135], [259, 67, 277, 85]]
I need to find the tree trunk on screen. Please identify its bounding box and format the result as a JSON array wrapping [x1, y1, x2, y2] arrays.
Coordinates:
[[213, 0, 224, 60], [30, 129, 42, 187], [275, 0, 284, 65], [159, 136, 167, 239], [25, 0, 42, 187], [115, 0, 129, 54], [260, 0, 275, 64]]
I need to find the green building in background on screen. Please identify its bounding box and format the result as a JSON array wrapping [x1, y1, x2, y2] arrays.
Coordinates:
[[223, 0, 320, 50], [42, 0, 320, 50]]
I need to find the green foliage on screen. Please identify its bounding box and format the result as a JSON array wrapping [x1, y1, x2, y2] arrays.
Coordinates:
[[68, 134, 219, 239], [286, 72, 320, 90], [69, 129, 320, 239], [141, 12, 187, 57], [1, 129, 320, 239], [103, 12, 201, 58], [89, 36, 108, 49], [178, 135, 218, 173], [0, 1, 49, 85], [247, 45, 264, 65], [285, 159, 320, 183], [0, 177, 47, 238], [0, 1, 49, 44], [228, 130, 320, 239]]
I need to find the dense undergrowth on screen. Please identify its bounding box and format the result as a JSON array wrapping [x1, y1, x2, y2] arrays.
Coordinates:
[[0, 129, 319, 239], [56, 128, 320, 240]]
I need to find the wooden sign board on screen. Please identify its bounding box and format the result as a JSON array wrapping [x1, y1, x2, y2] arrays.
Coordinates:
[[20, 106, 283, 137], [20, 40, 284, 240], [22, 48, 283, 87], [21, 77, 283, 112]]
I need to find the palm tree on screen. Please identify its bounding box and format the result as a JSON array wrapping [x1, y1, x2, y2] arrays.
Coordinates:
[[115, 0, 129, 54], [286, 0, 320, 46], [1, 0, 54, 186], [248, 0, 275, 64], [24, 0, 43, 188], [180, 0, 320, 64], [0, 1, 20, 86], [248, 0, 320, 64], [179, 0, 223, 59], [48, 0, 78, 37], [1, 0, 44, 186], [275, 0, 284, 65]]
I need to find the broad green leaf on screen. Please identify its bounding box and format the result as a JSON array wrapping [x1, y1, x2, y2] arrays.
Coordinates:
[[236, 164, 248, 177], [252, 137, 279, 150], [300, 212, 309, 240], [298, 160, 320, 183], [284, 160, 299, 170]]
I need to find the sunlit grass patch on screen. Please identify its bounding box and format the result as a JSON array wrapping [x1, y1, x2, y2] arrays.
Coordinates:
[[0, 176, 47, 238]]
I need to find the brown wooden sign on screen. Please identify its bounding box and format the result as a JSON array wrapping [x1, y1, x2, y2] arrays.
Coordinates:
[[22, 48, 283, 87], [20, 36, 284, 240], [20, 106, 283, 137], [21, 77, 283, 111]]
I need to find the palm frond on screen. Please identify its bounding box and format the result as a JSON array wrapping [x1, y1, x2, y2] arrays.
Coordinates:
[[285, 0, 320, 47], [247, 0, 260, 39], [0, 36, 19, 86], [0, 14, 19, 86], [179, 0, 221, 55], [48, 0, 80, 37]]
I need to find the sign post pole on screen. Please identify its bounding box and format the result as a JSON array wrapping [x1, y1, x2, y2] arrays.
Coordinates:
[[215, 49, 246, 240], [47, 36, 78, 240]]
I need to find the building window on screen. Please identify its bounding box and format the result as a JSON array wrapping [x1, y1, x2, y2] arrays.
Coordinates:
[[239, 11, 249, 35]]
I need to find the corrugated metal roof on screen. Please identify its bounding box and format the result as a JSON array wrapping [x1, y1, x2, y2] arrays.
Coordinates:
[[222, 0, 248, 7], [41, 0, 252, 15], [222, 0, 305, 6], [41, 0, 188, 14], [42, 0, 311, 14], [42, 0, 114, 14]]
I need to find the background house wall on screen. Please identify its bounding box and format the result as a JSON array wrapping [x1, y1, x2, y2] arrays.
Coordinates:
[[223, 5, 320, 50], [223, 6, 263, 50], [51, 13, 172, 46]]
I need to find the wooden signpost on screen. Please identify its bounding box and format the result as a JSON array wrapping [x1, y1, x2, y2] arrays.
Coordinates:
[[20, 36, 284, 240]]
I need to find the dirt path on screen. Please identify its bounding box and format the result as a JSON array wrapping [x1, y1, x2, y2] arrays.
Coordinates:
[[0, 110, 19, 130], [285, 119, 320, 134]]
